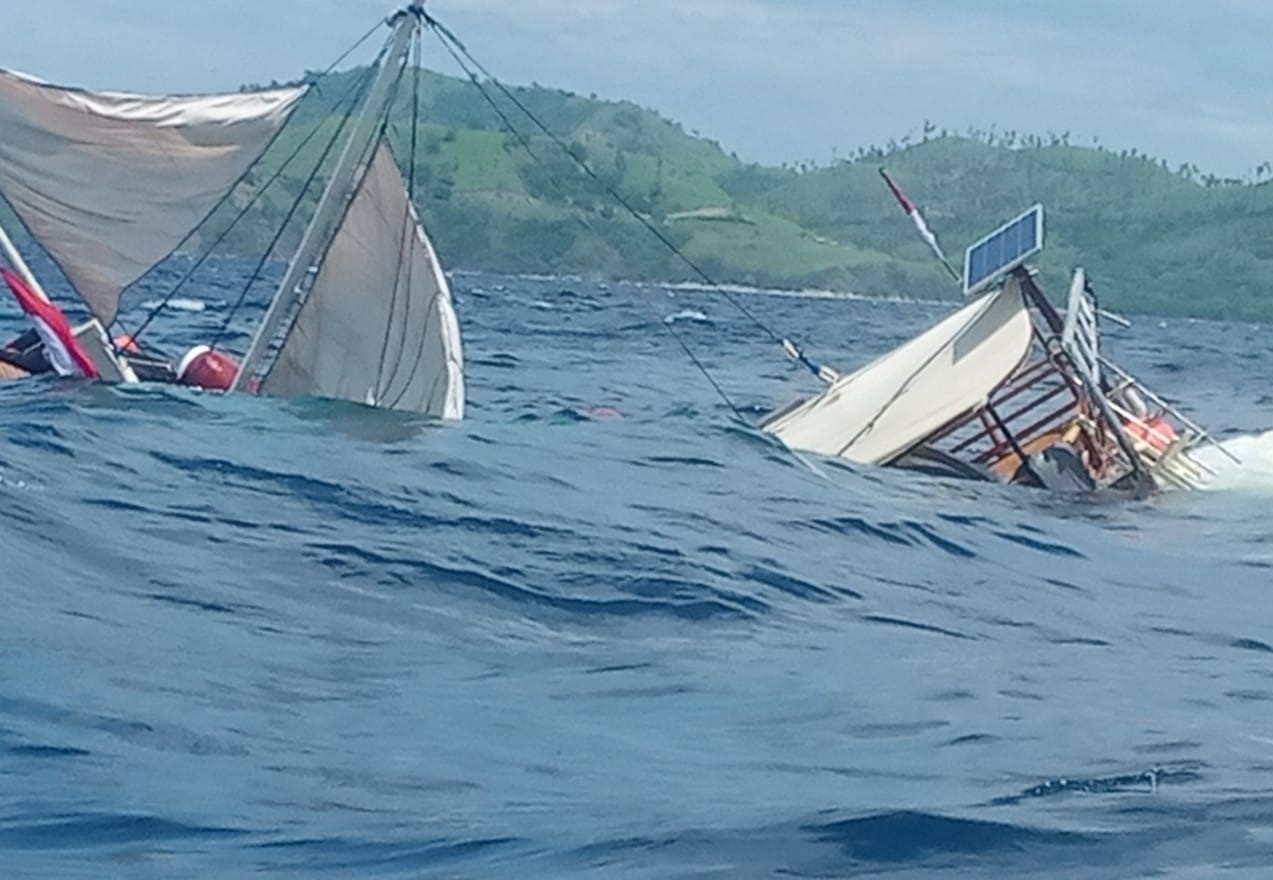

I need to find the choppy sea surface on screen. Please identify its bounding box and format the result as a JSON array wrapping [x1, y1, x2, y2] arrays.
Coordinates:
[[4, 262, 1273, 878]]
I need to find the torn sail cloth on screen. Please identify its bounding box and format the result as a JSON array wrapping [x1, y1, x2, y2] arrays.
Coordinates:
[[1, 268, 99, 378]]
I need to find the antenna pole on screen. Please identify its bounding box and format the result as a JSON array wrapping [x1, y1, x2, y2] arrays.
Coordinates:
[[878, 167, 960, 284]]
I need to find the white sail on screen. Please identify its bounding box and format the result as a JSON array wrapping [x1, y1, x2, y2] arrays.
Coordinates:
[[0, 69, 304, 322], [762, 281, 1032, 464], [257, 143, 464, 418]]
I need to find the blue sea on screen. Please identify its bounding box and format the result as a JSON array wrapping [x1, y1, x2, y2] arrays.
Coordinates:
[[4, 264, 1273, 878]]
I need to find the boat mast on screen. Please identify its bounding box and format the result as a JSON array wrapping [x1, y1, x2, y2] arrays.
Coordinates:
[[0, 219, 51, 304], [232, 5, 422, 391]]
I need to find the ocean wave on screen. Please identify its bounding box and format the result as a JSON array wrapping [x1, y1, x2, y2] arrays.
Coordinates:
[[3, 270, 1273, 878]]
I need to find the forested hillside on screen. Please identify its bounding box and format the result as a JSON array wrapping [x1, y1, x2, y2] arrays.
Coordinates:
[[8, 66, 1271, 319]]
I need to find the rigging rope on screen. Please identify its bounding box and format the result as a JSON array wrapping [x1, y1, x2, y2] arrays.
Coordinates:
[[834, 294, 999, 457], [237, 41, 417, 389], [124, 19, 388, 349], [209, 54, 386, 350], [375, 30, 426, 404], [428, 25, 752, 423], [422, 13, 832, 384], [130, 67, 379, 346], [381, 30, 436, 410]]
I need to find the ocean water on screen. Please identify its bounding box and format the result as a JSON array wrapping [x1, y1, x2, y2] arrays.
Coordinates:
[[3, 265, 1273, 878]]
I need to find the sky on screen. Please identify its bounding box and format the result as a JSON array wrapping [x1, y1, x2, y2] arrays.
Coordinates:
[[4, 0, 1272, 178]]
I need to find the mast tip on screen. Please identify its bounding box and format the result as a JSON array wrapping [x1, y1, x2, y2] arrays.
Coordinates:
[[390, 3, 432, 25]]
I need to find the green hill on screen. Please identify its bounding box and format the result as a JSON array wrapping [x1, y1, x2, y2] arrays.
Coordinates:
[[747, 135, 1273, 318], [312, 68, 1264, 320], [229, 67, 877, 293], [8, 66, 1272, 320]]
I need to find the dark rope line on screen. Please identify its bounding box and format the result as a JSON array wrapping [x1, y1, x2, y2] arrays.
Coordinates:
[[432, 35, 547, 165], [382, 244, 433, 410], [0, 205, 167, 360], [386, 33, 427, 392], [0, 194, 164, 357], [385, 35, 428, 399], [406, 29, 422, 207], [377, 30, 515, 408], [120, 20, 387, 345], [381, 33, 458, 411], [375, 29, 424, 401], [426, 22, 751, 320], [243, 50, 414, 386], [833, 290, 1013, 460], [307, 18, 387, 98], [130, 64, 378, 344], [432, 37, 610, 244], [111, 92, 299, 347], [424, 27, 663, 310], [424, 18, 817, 367], [383, 189, 446, 407], [654, 314, 755, 424], [0, 192, 84, 310], [209, 57, 384, 351], [382, 166, 442, 409], [429, 26, 751, 422]]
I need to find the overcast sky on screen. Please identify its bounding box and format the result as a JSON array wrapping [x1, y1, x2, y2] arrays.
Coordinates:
[[5, 1, 1271, 177]]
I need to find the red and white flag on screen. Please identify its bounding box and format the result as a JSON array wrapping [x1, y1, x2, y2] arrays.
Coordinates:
[[1, 268, 99, 379]]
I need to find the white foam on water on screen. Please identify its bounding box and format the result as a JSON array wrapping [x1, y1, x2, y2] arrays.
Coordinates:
[[0, 465, 44, 491], [664, 309, 709, 325], [1192, 428, 1273, 491], [139, 297, 209, 312]]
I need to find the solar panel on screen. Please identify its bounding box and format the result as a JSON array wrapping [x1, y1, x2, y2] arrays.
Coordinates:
[[963, 204, 1044, 295]]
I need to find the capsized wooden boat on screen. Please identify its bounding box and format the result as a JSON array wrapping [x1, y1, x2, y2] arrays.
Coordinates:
[[761, 206, 1235, 494], [0, 4, 463, 418]]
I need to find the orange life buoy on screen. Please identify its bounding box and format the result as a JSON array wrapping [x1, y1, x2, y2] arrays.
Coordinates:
[[1124, 416, 1176, 452]]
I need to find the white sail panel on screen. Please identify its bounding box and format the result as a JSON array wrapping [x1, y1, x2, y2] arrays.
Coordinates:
[[761, 282, 1032, 464], [0, 69, 304, 322], [259, 144, 464, 418]]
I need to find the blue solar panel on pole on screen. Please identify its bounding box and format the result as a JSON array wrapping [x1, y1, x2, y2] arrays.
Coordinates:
[[963, 204, 1044, 295]]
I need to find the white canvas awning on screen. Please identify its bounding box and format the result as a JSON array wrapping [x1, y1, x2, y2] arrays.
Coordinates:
[[762, 280, 1033, 464]]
